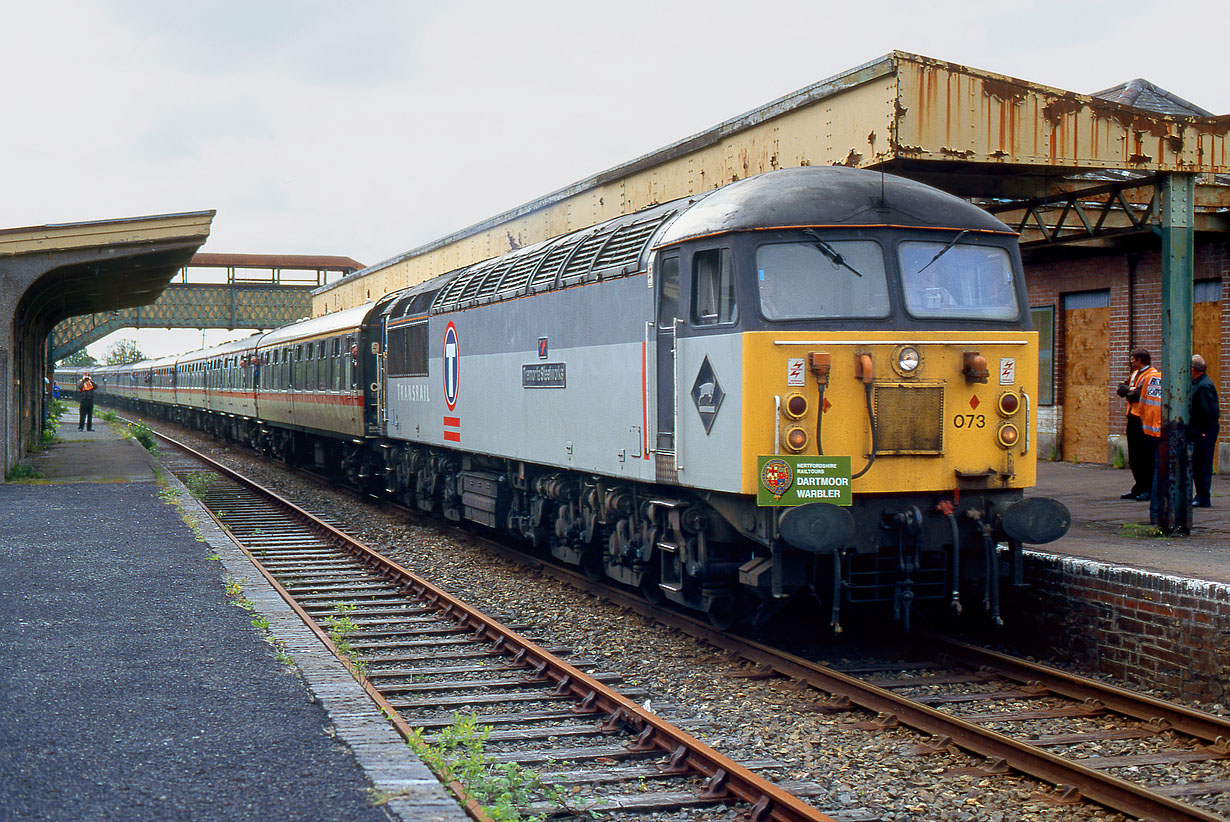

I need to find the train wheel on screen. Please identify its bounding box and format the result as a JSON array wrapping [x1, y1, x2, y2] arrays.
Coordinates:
[[705, 595, 739, 631], [577, 544, 605, 582], [638, 566, 665, 605]]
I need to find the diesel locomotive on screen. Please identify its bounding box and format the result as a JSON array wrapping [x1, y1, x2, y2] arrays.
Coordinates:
[[81, 167, 1069, 631]]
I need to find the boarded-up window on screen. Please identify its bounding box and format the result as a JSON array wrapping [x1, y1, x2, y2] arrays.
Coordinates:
[[1061, 290, 1110, 463]]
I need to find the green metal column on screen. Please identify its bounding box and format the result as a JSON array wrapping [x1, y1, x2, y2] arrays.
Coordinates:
[[1157, 173, 1195, 535]]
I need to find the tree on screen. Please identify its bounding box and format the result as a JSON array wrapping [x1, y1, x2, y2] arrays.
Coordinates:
[[59, 349, 97, 368], [103, 339, 146, 365]]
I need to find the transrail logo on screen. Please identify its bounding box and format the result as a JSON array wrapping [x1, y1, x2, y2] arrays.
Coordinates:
[[443, 322, 459, 410]]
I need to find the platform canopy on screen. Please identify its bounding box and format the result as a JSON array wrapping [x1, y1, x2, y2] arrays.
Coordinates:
[[1, 210, 214, 477], [315, 50, 1229, 314]]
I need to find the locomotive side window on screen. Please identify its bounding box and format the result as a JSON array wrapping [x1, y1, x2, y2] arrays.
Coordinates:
[[387, 322, 429, 378], [899, 241, 1018, 320], [656, 256, 680, 328], [756, 239, 889, 319], [691, 248, 737, 326]]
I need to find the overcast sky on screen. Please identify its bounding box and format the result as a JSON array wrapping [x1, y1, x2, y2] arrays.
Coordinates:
[[6, 1, 1226, 360]]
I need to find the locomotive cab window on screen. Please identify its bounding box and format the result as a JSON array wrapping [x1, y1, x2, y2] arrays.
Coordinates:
[[899, 240, 1018, 320], [691, 248, 736, 326], [756, 238, 889, 319], [656, 255, 680, 328]]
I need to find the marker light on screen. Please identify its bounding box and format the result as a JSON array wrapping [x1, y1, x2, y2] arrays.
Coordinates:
[[783, 426, 809, 452], [998, 391, 1021, 416], [997, 422, 1020, 448], [785, 393, 808, 419]]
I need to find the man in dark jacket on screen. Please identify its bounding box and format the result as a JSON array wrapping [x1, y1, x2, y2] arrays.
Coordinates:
[[1117, 348, 1157, 500], [1189, 354, 1220, 508], [77, 373, 97, 431]]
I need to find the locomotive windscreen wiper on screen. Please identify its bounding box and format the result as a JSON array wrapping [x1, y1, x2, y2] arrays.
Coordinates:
[[803, 229, 862, 277], [915, 229, 970, 274]]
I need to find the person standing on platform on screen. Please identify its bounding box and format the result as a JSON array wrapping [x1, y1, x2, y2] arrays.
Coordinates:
[[77, 372, 97, 431], [1117, 348, 1158, 501], [1141, 363, 1164, 525], [1189, 354, 1220, 508]]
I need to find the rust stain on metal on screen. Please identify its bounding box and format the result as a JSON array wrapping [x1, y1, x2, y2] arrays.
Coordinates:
[[1193, 117, 1230, 138], [1128, 153, 1153, 165], [981, 78, 1027, 103], [867, 130, 877, 146], [942, 147, 975, 159], [842, 149, 863, 166], [1042, 97, 1084, 126]]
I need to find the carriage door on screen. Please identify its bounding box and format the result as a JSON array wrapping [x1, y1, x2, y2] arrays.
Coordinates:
[[655, 253, 681, 481]]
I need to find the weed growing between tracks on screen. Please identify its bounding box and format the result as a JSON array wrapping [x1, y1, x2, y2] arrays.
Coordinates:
[[407, 714, 574, 822], [325, 603, 369, 681]]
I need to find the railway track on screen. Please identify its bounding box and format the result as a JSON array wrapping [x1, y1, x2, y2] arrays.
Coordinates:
[[528, 566, 1230, 822], [139, 414, 1230, 821], [152, 431, 860, 822]]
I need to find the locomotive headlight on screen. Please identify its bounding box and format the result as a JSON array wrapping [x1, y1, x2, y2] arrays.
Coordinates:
[[893, 345, 921, 376], [784, 393, 808, 419], [783, 426, 809, 452], [997, 391, 1021, 416], [997, 422, 1020, 448]]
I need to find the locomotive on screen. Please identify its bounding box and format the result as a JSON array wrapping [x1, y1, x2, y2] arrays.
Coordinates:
[[81, 167, 1069, 631]]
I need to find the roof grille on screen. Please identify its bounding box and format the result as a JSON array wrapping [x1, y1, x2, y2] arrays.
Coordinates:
[[529, 235, 585, 290], [594, 213, 673, 272], [430, 201, 678, 314]]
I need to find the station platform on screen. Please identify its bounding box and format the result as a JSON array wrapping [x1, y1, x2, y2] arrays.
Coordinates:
[[1029, 457, 1230, 584], [0, 416, 467, 822]]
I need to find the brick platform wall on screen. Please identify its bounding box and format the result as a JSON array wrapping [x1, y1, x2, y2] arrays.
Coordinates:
[[1006, 552, 1230, 703], [1026, 239, 1230, 463]]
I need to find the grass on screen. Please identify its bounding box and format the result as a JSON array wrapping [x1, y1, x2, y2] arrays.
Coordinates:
[[1120, 522, 1165, 538], [5, 462, 44, 482], [182, 471, 216, 498], [126, 421, 158, 454], [407, 713, 567, 822]]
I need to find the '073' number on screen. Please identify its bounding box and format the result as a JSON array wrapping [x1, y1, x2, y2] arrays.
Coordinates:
[[953, 413, 986, 429]]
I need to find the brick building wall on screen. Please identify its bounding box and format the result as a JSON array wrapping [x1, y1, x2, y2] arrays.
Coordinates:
[[1007, 553, 1230, 702], [1025, 239, 1230, 463]]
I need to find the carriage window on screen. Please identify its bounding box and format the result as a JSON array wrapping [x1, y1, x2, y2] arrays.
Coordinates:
[[691, 249, 736, 326], [899, 241, 1018, 320], [347, 336, 358, 389], [756, 239, 890, 320]]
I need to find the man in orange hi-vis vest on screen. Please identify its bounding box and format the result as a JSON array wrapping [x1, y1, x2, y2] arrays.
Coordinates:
[[1117, 348, 1160, 501], [1139, 363, 1164, 524], [77, 373, 97, 431]]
